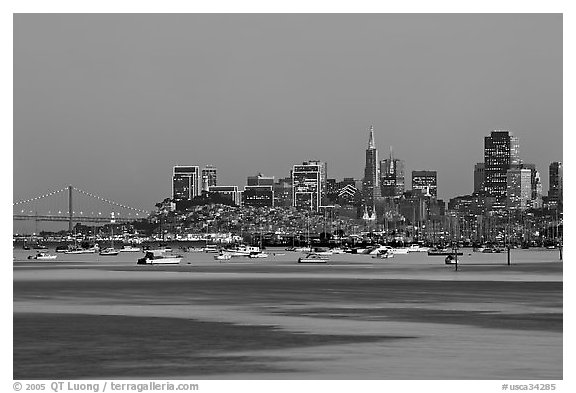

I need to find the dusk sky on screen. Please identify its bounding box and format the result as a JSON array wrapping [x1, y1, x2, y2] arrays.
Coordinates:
[[13, 13, 562, 213]]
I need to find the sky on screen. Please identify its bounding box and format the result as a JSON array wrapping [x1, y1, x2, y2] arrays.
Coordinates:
[[13, 13, 562, 212]]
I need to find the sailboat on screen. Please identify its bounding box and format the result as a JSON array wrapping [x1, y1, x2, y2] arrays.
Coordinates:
[[99, 214, 119, 256]]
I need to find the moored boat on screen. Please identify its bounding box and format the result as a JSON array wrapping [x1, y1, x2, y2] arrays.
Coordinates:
[[99, 247, 120, 256], [372, 249, 394, 259], [249, 252, 269, 258], [298, 253, 329, 263], [427, 247, 463, 256], [137, 250, 182, 265], [390, 247, 410, 255], [27, 252, 57, 260], [214, 252, 232, 261], [120, 245, 142, 252]]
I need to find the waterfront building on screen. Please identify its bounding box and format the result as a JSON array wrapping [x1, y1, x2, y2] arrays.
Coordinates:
[[326, 178, 338, 203], [362, 126, 380, 214], [172, 166, 200, 202], [247, 173, 275, 187], [474, 163, 485, 193], [292, 162, 322, 211], [548, 162, 563, 206], [506, 168, 532, 210], [243, 185, 274, 207], [208, 185, 240, 206], [201, 165, 218, 192], [380, 148, 405, 199], [412, 170, 437, 198], [484, 130, 520, 204]]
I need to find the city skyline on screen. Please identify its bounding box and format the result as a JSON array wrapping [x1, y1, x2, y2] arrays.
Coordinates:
[[14, 14, 562, 210]]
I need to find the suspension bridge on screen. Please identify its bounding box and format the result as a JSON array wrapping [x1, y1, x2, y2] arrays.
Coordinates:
[[13, 185, 151, 232]]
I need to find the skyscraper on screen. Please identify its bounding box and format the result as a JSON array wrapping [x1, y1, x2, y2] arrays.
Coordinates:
[[521, 163, 543, 209], [305, 160, 327, 203], [172, 166, 200, 202], [484, 130, 520, 204], [292, 162, 322, 211], [362, 126, 380, 212], [506, 168, 532, 210], [412, 170, 437, 197], [380, 147, 405, 198], [549, 162, 563, 204], [201, 165, 218, 192], [474, 163, 485, 193]]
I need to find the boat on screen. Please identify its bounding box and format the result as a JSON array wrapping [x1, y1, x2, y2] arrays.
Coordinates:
[[33, 244, 48, 250], [372, 249, 394, 259], [249, 252, 269, 258], [224, 245, 261, 257], [27, 252, 57, 260], [298, 253, 329, 264], [390, 247, 410, 255], [329, 247, 346, 254], [445, 255, 457, 264], [99, 247, 120, 256], [407, 244, 421, 252], [214, 252, 232, 261], [65, 247, 97, 254], [137, 250, 182, 265], [120, 245, 142, 252], [368, 245, 392, 255], [427, 247, 463, 256]]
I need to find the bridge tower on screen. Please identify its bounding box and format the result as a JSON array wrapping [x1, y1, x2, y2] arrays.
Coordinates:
[[68, 185, 73, 232]]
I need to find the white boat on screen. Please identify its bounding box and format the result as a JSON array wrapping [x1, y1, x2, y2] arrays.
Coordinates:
[[368, 245, 392, 255], [372, 249, 394, 259], [64, 247, 97, 254], [295, 247, 313, 253], [390, 247, 410, 255], [120, 245, 142, 252], [27, 252, 57, 260], [224, 245, 261, 257], [214, 252, 232, 261], [249, 252, 269, 258], [407, 244, 420, 252], [99, 247, 120, 256], [329, 247, 346, 254], [298, 253, 328, 263], [137, 250, 182, 265]]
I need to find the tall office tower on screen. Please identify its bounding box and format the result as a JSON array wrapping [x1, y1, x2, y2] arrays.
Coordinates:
[[549, 162, 563, 204], [474, 163, 485, 193], [292, 162, 321, 211], [412, 170, 438, 198], [507, 168, 532, 210], [201, 165, 218, 192], [247, 173, 275, 186], [380, 148, 405, 198], [172, 166, 200, 202], [522, 163, 543, 208], [484, 130, 520, 203], [305, 160, 328, 203], [362, 126, 380, 211]]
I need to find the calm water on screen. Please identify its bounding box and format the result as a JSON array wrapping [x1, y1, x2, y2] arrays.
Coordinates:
[[13, 247, 562, 379]]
